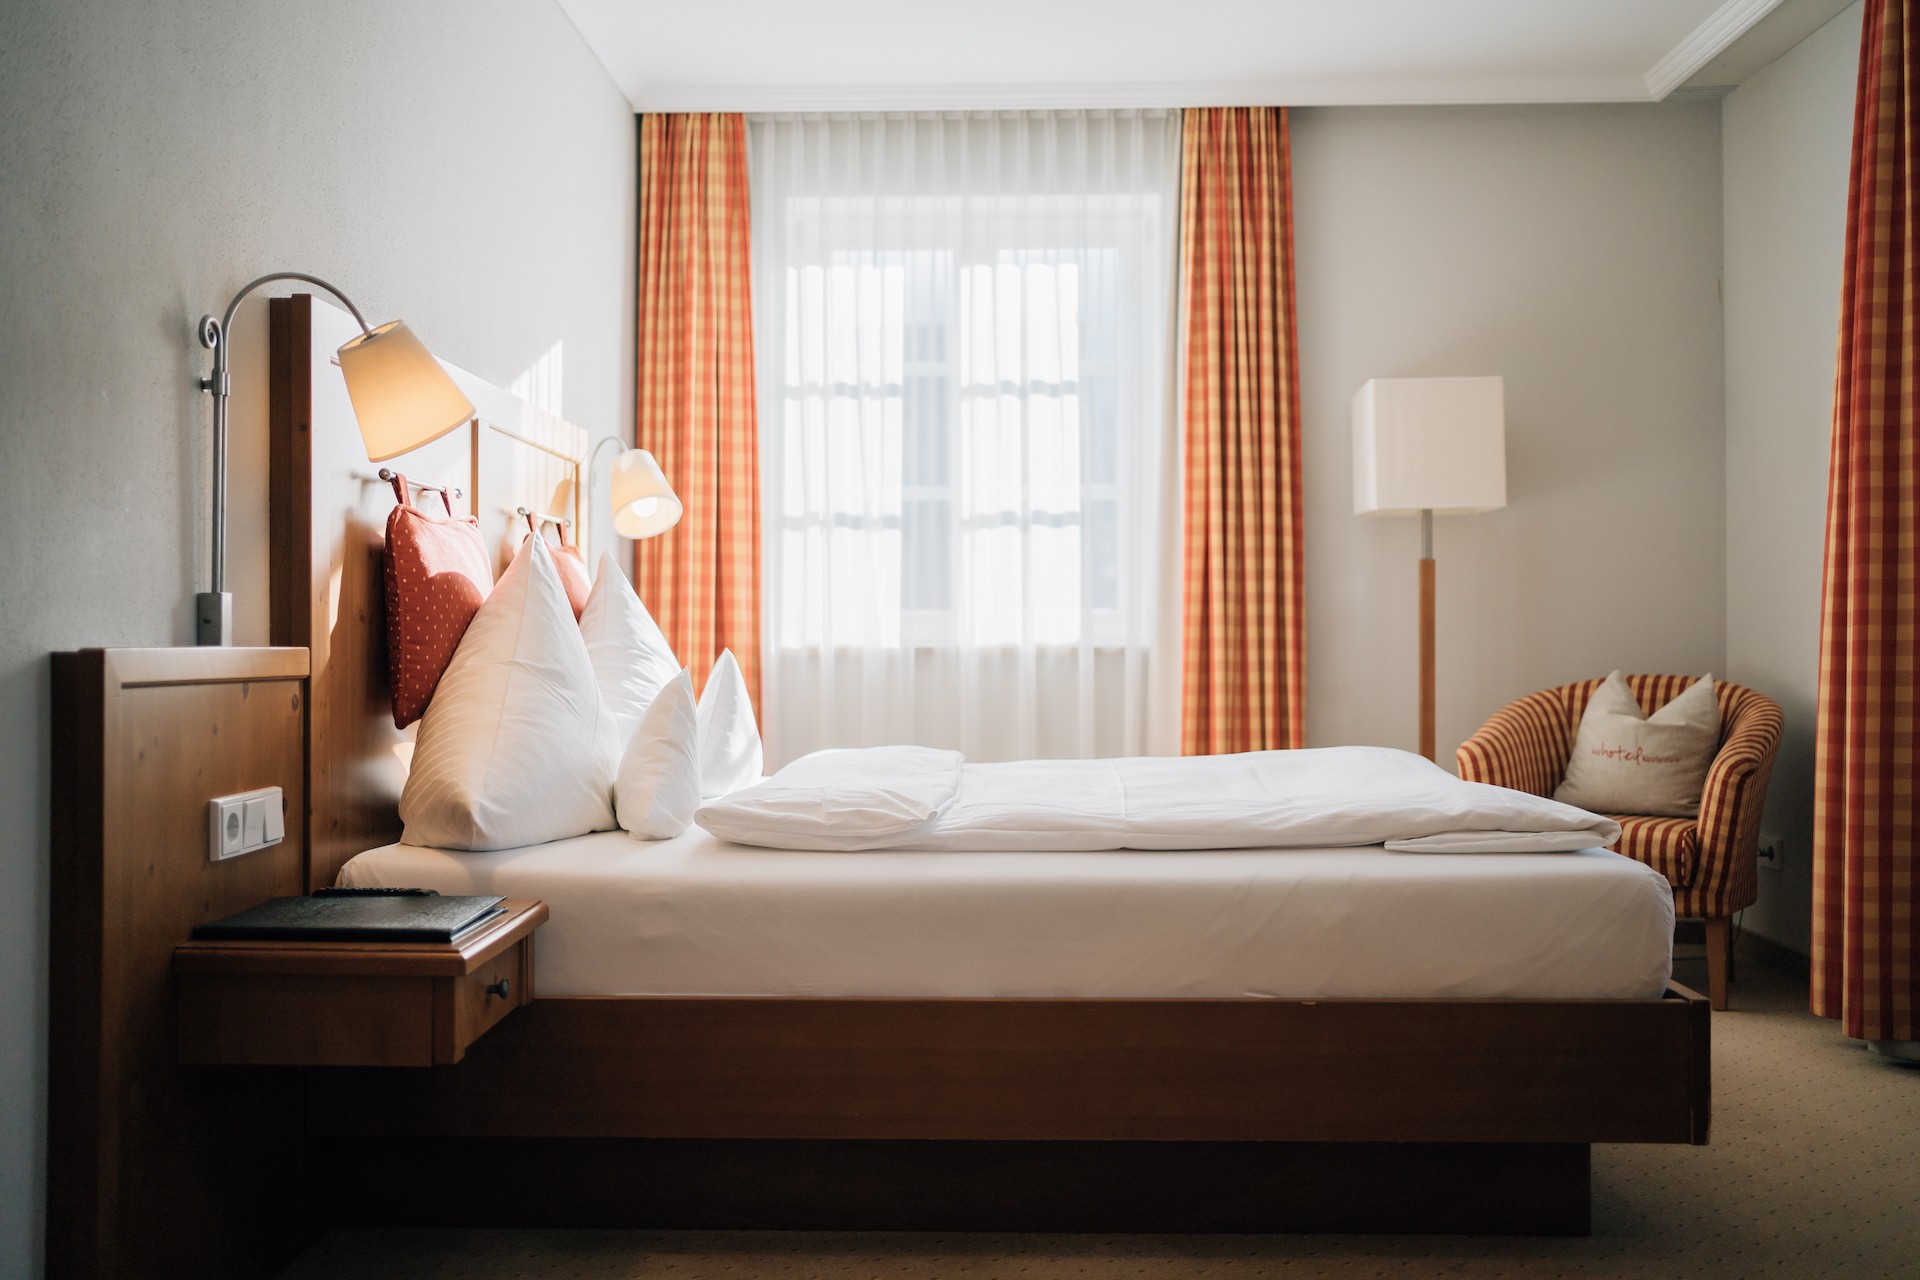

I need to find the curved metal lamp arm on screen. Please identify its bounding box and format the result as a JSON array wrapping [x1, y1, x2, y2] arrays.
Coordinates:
[[206, 272, 372, 354], [587, 434, 626, 489], [195, 272, 371, 644], [576, 436, 631, 562]]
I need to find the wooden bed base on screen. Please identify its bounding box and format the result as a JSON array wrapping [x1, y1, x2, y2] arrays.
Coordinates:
[[316, 1137, 1598, 1235], [307, 987, 1707, 1235], [312, 991, 1710, 1144]]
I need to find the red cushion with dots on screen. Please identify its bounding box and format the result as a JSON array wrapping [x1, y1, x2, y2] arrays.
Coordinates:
[[383, 480, 494, 729]]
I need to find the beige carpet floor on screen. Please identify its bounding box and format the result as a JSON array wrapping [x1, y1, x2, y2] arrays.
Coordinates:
[[281, 946, 1918, 1279]]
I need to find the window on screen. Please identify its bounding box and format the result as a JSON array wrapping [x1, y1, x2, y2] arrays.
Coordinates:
[[751, 111, 1181, 762]]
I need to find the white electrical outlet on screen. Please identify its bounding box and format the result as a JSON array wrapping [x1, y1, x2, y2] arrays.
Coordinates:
[[208, 787, 286, 861], [1757, 828, 1783, 872]]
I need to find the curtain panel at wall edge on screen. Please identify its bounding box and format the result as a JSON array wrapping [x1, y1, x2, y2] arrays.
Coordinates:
[[1178, 106, 1306, 755], [635, 112, 762, 710], [1813, 0, 1920, 1045]]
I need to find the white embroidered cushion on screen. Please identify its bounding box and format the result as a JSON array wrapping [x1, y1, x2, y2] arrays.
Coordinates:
[[578, 549, 680, 747], [696, 648, 763, 799], [399, 536, 619, 851], [1553, 671, 1720, 819], [615, 669, 702, 840]]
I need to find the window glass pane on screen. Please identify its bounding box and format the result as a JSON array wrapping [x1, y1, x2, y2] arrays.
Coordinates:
[[1084, 372, 1117, 486], [901, 499, 950, 612], [1088, 497, 1119, 612], [903, 374, 948, 487]]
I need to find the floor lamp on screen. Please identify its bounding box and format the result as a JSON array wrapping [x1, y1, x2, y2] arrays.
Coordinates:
[[1352, 376, 1506, 760]]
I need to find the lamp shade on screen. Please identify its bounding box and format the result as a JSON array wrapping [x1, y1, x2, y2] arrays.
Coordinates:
[[336, 320, 476, 463], [1352, 376, 1506, 516], [610, 449, 683, 539]]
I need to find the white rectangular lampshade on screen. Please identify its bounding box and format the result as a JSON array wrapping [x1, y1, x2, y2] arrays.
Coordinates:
[[1352, 376, 1507, 516]]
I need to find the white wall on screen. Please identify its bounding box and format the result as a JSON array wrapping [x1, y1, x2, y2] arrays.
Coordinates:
[[1723, 2, 1863, 955], [0, 1, 636, 1272], [1291, 103, 1728, 760]]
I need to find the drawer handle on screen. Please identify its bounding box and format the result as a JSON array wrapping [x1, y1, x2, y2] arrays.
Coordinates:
[[485, 977, 511, 1001]]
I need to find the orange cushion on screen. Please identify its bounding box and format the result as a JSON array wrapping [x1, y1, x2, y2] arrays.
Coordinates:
[[1606, 815, 1697, 889], [519, 514, 591, 620], [553, 542, 591, 620], [383, 482, 493, 728]]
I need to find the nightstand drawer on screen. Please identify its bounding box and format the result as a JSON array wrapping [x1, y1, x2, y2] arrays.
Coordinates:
[[437, 937, 531, 1063], [175, 898, 546, 1068]]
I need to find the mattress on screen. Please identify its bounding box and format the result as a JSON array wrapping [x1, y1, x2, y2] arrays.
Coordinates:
[[339, 826, 1675, 1001]]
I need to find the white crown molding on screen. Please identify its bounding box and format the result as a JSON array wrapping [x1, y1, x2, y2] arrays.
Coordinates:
[[596, 1, 1789, 114], [631, 75, 1659, 114], [1644, 0, 1788, 100]]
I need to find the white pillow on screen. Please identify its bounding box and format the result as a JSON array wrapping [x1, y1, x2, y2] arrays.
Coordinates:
[[616, 669, 702, 839], [399, 536, 619, 850], [697, 649, 763, 798], [578, 550, 680, 747], [697, 746, 963, 849], [1554, 671, 1720, 819]]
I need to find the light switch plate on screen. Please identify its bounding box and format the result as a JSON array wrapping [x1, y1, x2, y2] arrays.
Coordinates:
[[208, 787, 286, 862]]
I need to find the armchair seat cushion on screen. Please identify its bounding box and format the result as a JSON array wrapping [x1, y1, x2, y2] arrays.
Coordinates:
[[1607, 815, 1697, 890]]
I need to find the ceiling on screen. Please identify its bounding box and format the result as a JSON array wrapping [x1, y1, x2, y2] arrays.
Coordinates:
[[557, 0, 1856, 113]]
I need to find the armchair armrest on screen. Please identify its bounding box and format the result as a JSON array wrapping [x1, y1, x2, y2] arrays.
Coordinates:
[[1696, 693, 1785, 880], [1455, 690, 1569, 798]]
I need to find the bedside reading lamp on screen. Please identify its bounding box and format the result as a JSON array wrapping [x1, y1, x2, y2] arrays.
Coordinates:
[[195, 272, 474, 645], [1353, 376, 1506, 760], [587, 436, 683, 540]]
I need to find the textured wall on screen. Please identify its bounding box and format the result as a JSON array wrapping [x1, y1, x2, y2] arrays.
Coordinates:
[[0, 1, 635, 1271], [1291, 102, 1728, 760], [1722, 2, 1863, 955]]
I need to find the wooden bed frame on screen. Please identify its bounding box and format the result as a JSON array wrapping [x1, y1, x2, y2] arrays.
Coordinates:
[[268, 292, 1709, 1236]]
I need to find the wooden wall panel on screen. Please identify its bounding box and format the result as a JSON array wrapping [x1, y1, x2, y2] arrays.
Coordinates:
[[48, 647, 312, 1279]]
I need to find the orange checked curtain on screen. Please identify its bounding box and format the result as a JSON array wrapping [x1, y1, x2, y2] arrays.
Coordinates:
[[1814, 0, 1920, 1046], [1178, 107, 1306, 755], [635, 113, 761, 708]]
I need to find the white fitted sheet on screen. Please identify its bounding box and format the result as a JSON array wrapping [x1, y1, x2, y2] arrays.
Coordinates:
[[339, 828, 1675, 1001]]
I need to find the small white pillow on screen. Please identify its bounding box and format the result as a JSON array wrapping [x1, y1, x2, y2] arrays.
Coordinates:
[[578, 550, 680, 747], [697, 746, 963, 850], [697, 649, 763, 798], [1554, 671, 1720, 819], [615, 669, 701, 839], [400, 536, 619, 850]]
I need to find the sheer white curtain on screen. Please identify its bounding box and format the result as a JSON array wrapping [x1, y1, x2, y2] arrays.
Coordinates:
[[749, 110, 1182, 767]]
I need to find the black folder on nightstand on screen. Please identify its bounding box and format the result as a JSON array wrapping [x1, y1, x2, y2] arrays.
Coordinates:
[[191, 894, 507, 943]]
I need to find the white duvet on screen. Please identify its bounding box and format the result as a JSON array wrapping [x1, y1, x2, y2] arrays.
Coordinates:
[[696, 745, 1620, 854]]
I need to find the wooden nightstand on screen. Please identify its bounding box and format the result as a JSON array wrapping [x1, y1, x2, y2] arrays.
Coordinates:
[[173, 898, 546, 1067]]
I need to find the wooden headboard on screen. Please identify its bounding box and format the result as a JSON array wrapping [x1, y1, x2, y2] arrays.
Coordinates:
[[269, 293, 589, 890]]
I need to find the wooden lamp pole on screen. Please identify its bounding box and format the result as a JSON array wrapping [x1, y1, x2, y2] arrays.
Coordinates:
[[1419, 508, 1436, 761]]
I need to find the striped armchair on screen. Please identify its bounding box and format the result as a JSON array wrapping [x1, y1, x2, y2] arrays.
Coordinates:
[[1457, 675, 1783, 1010]]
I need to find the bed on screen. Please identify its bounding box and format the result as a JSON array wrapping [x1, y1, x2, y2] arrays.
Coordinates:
[[270, 293, 1709, 1236]]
